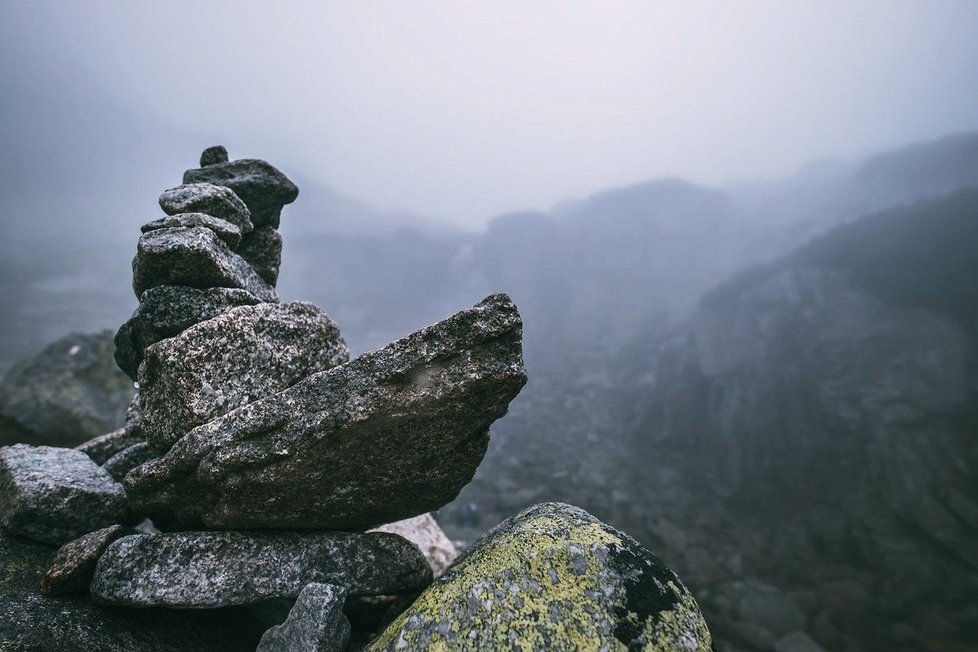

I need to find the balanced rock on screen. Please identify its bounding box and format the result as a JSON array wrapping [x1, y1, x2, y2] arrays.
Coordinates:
[[0, 445, 128, 544], [369, 502, 713, 651], [158, 183, 253, 233], [257, 583, 351, 652], [184, 158, 299, 228], [138, 301, 348, 452], [141, 213, 242, 249], [40, 525, 129, 596], [0, 331, 134, 447], [131, 227, 277, 302], [76, 427, 144, 465], [238, 226, 283, 286], [200, 145, 228, 167], [125, 293, 526, 531], [114, 285, 261, 380], [371, 514, 458, 579], [102, 442, 154, 482], [90, 531, 432, 608]]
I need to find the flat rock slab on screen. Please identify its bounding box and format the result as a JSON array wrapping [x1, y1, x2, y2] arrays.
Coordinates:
[[40, 525, 128, 596], [183, 158, 298, 228], [238, 226, 283, 286], [158, 183, 253, 233], [131, 226, 277, 302], [76, 428, 144, 465], [257, 583, 351, 652], [0, 445, 128, 545], [90, 531, 432, 608], [138, 301, 349, 452], [114, 285, 261, 380], [369, 502, 714, 652], [371, 514, 458, 579], [142, 213, 242, 249], [125, 293, 527, 531]]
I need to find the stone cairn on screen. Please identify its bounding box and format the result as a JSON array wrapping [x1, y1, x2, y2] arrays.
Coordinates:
[[0, 148, 712, 651]]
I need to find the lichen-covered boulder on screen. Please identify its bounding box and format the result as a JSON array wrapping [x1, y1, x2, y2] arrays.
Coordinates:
[[137, 301, 348, 452], [183, 157, 299, 228], [125, 294, 526, 531], [369, 502, 712, 652], [113, 285, 262, 380], [158, 183, 253, 233], [0, 332, 134, 447], [257, 582, 351, 652], [141, 213, 242, 249], [131, 227, 277, 302]]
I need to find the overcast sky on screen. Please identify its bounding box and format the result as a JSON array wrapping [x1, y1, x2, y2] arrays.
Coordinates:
[[2, 1, 978, 227]]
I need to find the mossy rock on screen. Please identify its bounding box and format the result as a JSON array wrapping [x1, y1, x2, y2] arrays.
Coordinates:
[[369, 502, 712, 651]]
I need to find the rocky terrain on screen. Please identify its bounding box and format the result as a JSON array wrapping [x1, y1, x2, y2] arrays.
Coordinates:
[[0, 148, 712, 651]]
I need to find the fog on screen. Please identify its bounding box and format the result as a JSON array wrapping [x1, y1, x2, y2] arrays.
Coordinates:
[[2, 3, 978, 651]]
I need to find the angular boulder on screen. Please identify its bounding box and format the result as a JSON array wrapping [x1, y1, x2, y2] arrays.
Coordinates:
[[125, 294, 526, 531], [370, 514, 458, 579], [76, 427, 144, 465], [102, 442, 154, 482], [368, 502, 713, 651], [257, 583, 351, 652], [132, 227, 277, 302], [40, 525, 129, 596], [0, 331, 134, 447], [158, 183, 253, 233], [238, 226, 283, 286], [113, 285, 261, 380], [142, 213, 242, 249], [90, 531, 432, 607], [0, 445, 128, 544], [183, 158, 299, 228], [138, 301, 348, 452]]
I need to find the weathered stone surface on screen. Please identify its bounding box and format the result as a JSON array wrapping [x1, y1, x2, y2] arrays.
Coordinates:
[[0, 531, 269, 651], [40, 525, 128, 596], [113, 285, 261, 380], [138, 301, 348, 452], [238, 226, 283, 286], [369, 502, 712, 651], [126, 294, 526, 531], [371, 513, 458, 579], [90, 531, 432, 607], [200, 145, 229, 167], [0, 445, 128, 544], [158, 183, 253, 233], [257, 583, 351, 652], [0, 332, 134, 447], [142, 213, 242, 249], [76, 428, 143, 465], [131, 226, 277, 302], [103, 442, 154, 482], [184, 159, 299, 228]]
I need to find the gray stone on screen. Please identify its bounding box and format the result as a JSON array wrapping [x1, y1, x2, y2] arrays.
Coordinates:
[[141, 212, 242, 249], [125, 294, 526, 531], [158, 183, 253, 233], [184, 158, 298, 228], [257, 583, 351, 652], [0, 332, 134, 447], [76, 428, 144, 465], [368, 502, 713, 651], [113, 285, 261, 380], [200, 145, 228, 167], [102, 442, 154, 482], [238, 226, 283, 286], [40, 525, 128, 596], [90, 531, 432, 608], [131, 227, 277, 302], [138, 301, 348, 452], [370, 513, 458, 579], [0, 445, 128, 544]]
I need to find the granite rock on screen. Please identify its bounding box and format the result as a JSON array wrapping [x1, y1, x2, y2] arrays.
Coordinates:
[[125, 294, 526, 531], [158, 183, 253, 233], [76, 428, 144, 465], [238, 226, 283, 286], [40, 525, 128, 596], [102, 442, 154, 483], [142, 213, 242, 249], [183, 158, 298, 228], [0, 445, 128, 544], [371, 513, 458, 579], [131, 226, 277, 302], [90, 531, 432, 607], [138, 301, 348, 452], [200, 145, 228, 167], [257, 583, 351, 652], [113, 285, 261, 380], [369, 502, 712, 651]]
